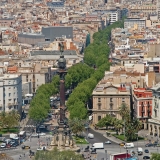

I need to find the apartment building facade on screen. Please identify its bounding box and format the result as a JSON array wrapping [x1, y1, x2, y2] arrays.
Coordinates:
[[148, 84, 160, 137], [0, 74, 22, 114], [92, 84, 131, 124], [133, 88, 152, 130]]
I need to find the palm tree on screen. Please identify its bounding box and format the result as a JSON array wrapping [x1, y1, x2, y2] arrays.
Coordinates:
[[119, 103, 130, 119], [113, 119, 123, 135], [134, 118, 142, 131]]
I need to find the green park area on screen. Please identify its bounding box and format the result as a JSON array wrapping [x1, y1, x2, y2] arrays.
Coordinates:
[[112, 134, 144, 142], [73, 136, 88, 144], [0, 128, 18, 135]]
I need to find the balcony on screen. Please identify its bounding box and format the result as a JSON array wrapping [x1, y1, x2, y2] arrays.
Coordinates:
[[8, 103, 12, 107], [13, 102, 18, 105], [147, 109, 151, 113]]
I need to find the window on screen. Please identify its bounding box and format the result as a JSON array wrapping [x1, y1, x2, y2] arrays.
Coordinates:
[[122, 98, 125, 102], [110, 98, 113, 102], [110, 103, 113, 110], [8, 81, 11, 84], [98, 98, 101, 102], [155, 110, 157, 117], [9, 93, 11, 97], [98, 116, 101, 121], [98, 104, 101, 110], [9, 99, 11, 101]]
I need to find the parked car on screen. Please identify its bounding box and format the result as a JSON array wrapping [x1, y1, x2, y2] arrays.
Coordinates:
[[143, 156, 150, 159], [6, 144, 11, 148], [11, 143, 19, 147], [144, 149, 149, 153], [22, 145, 30, 149], [0, 143, 6, 148], [105, 141, 111, 144], [5, 139, 11, 144]]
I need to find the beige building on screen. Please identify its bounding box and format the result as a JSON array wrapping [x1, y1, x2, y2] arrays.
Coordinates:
[[92, 83, 131, 124]]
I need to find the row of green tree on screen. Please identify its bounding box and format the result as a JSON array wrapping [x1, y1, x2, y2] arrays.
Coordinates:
[[96, 103, 142, 141], [29, 75, 59, 122], [29, 19, 124, 122], [29, 63, 94, 122], [67, 20, 124, 119]]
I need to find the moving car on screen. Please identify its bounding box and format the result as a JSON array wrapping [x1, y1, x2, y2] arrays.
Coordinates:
[[144, 149, 149, 153], [31, 133, 38, 137], [88, 133, 94, 139], [91, 148, 97, 154], [143, 156, 150, 159], [22, 145, 30, 149], [119, 142, 125, 146], [145, 143, 154, 147], [37, 146, 46, 151], [105, 141, 111, 144], [84, 146, 90, 152], [0, 143, 6, 148], [39, 132, 46, 136]]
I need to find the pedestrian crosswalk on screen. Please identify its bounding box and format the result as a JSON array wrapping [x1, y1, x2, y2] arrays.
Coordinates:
[[24, 125, 36, 128]]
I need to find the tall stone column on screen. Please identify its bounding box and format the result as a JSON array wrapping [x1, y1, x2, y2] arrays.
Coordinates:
[[60, 79, 65, 107]]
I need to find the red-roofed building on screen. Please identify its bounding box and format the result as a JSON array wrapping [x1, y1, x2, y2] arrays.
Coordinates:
[[133, 88, 152, 129], [7, 66, 18, 73]]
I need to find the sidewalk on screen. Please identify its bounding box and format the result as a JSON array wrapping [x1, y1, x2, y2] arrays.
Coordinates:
[[19, 116, 29, 131], [90, 126, 153, 144], [90, 126, 123, 144]]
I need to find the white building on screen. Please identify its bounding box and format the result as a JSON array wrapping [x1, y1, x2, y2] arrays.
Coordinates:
[[0, 74, 22, 114], [109, 9, 121, 24], [157, 0, 160, 20], [148, 83, 160, 137]]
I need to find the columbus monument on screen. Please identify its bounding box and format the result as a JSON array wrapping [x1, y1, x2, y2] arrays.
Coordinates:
[[49, 42, 79, 151], [57, 42, 67, 126]]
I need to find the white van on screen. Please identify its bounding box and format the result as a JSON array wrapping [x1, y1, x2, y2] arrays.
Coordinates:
[[92, 143, 104, 149], [137, 147, 143, 155], [124, 143, 134, 148]]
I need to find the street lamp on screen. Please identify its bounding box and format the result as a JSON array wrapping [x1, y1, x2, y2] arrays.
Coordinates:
[[135, 133, 138, 158], [37, 127, 40, 147], [105, 150, 107, 160]]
